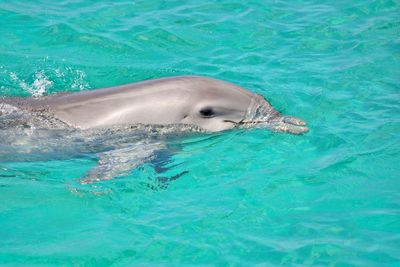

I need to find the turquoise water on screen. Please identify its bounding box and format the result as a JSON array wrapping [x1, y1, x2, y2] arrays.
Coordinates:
[[1, 0, 399, 265]]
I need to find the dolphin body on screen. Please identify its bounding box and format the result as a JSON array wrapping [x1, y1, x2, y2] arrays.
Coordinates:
[[1, 76, 308, 184], [5, 75, 308, 134]]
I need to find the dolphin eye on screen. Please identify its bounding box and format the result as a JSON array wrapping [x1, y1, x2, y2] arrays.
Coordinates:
[[199, 107, 215, 118]]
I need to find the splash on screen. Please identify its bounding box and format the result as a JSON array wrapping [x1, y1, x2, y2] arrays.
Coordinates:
[[9, 71, 53, 97], [0, 102, 19, 116], [1, 61, 90, 97], [56, 67, 90, 91]]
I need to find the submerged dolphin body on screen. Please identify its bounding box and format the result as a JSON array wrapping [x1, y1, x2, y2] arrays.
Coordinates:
[[10, 75, 308, 134]]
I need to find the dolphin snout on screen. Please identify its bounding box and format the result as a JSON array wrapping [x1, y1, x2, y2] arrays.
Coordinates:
[[283, 116, 307, 126], [270, 115, 309, 135]]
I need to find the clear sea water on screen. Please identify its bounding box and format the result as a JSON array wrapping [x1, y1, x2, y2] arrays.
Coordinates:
[[0, 0, 399, 266]]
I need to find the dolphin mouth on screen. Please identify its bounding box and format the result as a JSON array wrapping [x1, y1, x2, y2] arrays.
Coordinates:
[[224, 116, 308, 135]]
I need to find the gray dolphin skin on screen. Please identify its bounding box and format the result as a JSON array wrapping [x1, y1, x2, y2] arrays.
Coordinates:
[[7, 76, 308, 134]]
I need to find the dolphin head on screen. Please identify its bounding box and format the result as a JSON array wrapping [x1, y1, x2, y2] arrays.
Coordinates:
[[179, 77, 308, 134]]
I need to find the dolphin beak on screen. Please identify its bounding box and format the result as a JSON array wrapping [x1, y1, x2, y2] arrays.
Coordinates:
[[231, 95, 309, 135], [227, 115, 309, 135], [282, 116, 307, 126], [268, 115, 309, 135]]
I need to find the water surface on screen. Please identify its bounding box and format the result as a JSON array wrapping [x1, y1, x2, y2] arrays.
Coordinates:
[[0, 0, 399, 265]]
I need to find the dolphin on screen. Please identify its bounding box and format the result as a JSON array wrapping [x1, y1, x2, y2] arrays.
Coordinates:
[[1, 75, 308, 184], [6, 75, 308, 134]]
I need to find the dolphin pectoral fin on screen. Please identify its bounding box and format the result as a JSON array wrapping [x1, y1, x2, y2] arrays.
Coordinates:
[[80, 140, 165, 184], [270, 116, 309, 135]]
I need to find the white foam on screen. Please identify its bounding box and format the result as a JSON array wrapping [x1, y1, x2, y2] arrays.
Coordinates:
[[9, 71, 53, 97], [31, 72, 53, 97]]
